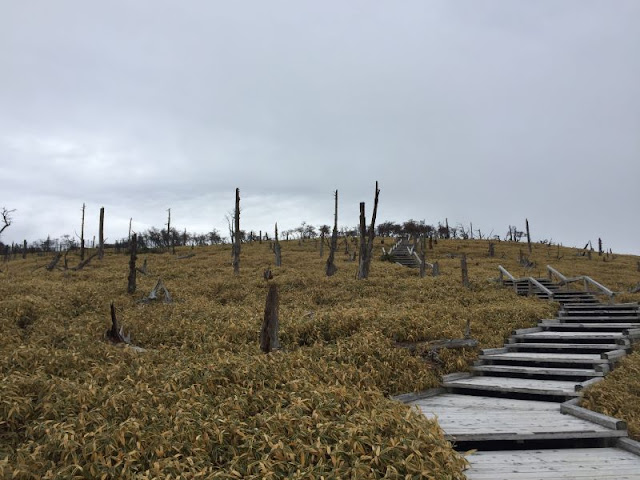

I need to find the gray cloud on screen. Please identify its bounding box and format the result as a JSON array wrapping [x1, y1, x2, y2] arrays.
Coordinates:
[[1, 1, 638, 252]]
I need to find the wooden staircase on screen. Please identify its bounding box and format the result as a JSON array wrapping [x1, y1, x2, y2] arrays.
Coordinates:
[[396, 265, 640, 479], [387, 237, 421, 268]]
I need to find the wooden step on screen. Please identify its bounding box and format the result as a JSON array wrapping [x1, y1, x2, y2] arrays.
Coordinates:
[[506, 342, 625, 353], [479, 352, 609, 366], [512, 331, 625, 342], [443, 376, 580, 397], [472, 364, 603, 378], [542, 323, 640, 331], [465, 448, 640, 480], [558, 316, 640, 323], [412, 394, 626, 444]]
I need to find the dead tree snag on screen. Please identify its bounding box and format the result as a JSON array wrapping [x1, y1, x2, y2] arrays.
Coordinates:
[[80, 203, 86, 261], [461, 253, 469, 288], [98, 207, 105, 260], [526, 218, 532, 254], [357, 181, 380, 279], [232, 188, 240, 274], [127, 233, 137, 294], [260, 284, 280, 353], [325, 190, 338, 276], [274, 223, 282, 267]]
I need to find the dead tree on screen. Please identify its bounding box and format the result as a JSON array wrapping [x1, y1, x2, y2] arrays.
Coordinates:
[[71, 252, 98, 271], [432, 261, 440, 277], [419, 236, 427, 278], [461, 254, 469, 288], [488, 242, 495, 257], [106, 302, 130, 343], [127, 233, 137, 294], [140, 278, 172, 303], [325, 190, 339, 276], [0, 208, 14, 239], [356, 181, 380, 280], [526, 218, 532, 254], [22, 239, 27, 260], [428, 236, 433, 250], [80, 203, 86, 261], [46, 252, 63, 271], [445, 218, 450, 239], [128, 217, 132, 246], [598, 238, 603, 256], [137, 258, 149, 275], [232, 189, 240, 274], [260, 284, 280, 353], [259, 230, 262, 245], [98, 207, 105, 260], [274, 223, 282, 267]]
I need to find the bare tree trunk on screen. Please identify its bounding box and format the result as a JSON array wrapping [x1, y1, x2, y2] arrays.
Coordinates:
[[260, 284, 280, 353], [357, 181, 380, 280], [128, 217, 132, 246], [461, 253, 469, 288], [128, 233, 137, 294], [259, 230, 262, 245], [470, 223, 473, 240], [274, 223, 282, 267], [432, 261, 440, 277], [445, 218, 450, 239], [429, 236, 433, 250], [325, 190, 339, 276], [80, 203, 86, 261], [419, 237, 426, 278], [488, 242, 495, 257], [526, 218, 532, 253], [320, 231, 324, 258], [232, 188, 240, 274], [98, 207, 104, 260], [598, 238, 603, 256], [22, 239, 27, 259], [166, 208, 171, 252]]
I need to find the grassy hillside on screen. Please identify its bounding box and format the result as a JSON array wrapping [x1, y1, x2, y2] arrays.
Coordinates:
[[1, 237, 638, 478]]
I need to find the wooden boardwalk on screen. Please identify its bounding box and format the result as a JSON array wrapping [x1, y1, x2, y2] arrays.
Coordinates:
[[398, 269, 640, 479], [413, 394, 625, 442], [466, 448, 640, 480]]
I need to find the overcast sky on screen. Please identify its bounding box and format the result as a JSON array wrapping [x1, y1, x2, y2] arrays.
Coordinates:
[[1, 1, 638, 253]]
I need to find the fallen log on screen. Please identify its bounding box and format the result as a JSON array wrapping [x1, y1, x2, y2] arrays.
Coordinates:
[[70, 252, 98, 271], [46, 253, 63, 271], [395, 337, 479, 355], [139, 278, 173, 303], [177, 253, 195, 260]]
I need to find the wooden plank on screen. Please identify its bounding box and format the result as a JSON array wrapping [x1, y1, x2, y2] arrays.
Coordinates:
[[618, 437, 640, 456], [515, 331, 624, 339], [443, 376, 580, 396], [576, 377, 604, 391], [480, 352, 608, 364], [390, 388, 444, 403], [413, 394, 625, 442], [472, 365, 602, 377], [507, 342, 621, 351], [465, 448, 640, 480], [602, 349, 628, 360], [442, 372, 472, 382], [561, 400, 627, 430]]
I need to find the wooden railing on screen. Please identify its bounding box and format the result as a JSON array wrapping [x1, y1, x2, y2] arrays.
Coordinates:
[[498, 265, 554, 299], [547, 265, 615, 303]]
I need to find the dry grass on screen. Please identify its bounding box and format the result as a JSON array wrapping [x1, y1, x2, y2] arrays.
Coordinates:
[[0, 237, 638, 478]]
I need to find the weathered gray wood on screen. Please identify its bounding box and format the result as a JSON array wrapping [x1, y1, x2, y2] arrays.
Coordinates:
[[325, 190, 338, 276], [513, 327, 543, 335], [617, 437, 640, 456], [80, 202, 85, 261], [561, 399, 627, 430], [442, 372, 473, 382], [602, 349, 628, 360], [431, 260, 439, 276], [274, 223, 282, 267], [575, 376, 604, 391], [443, 376, 580, 396], [232, 189, 240, 274], [481, 347, 509, 354], [461, 253, 469, 287], [46, 252, 62, 271], [356, 181, 379, 280], [260, 283, 280, 353], [466, 448, 640, 480], [98, 206, 104, 260], [480, 352, 608, 364], [396, 338, 478, 354], [127, 233, 137, 294], [472, 365, 602, 377], [525, 218, 532, 253], [391, 388, 445, 403]]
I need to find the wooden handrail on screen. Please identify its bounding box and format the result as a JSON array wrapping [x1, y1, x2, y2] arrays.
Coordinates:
[[547, 265, 567, 283], [528, 277, 555, 300], [498, 265, 515, 281]]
